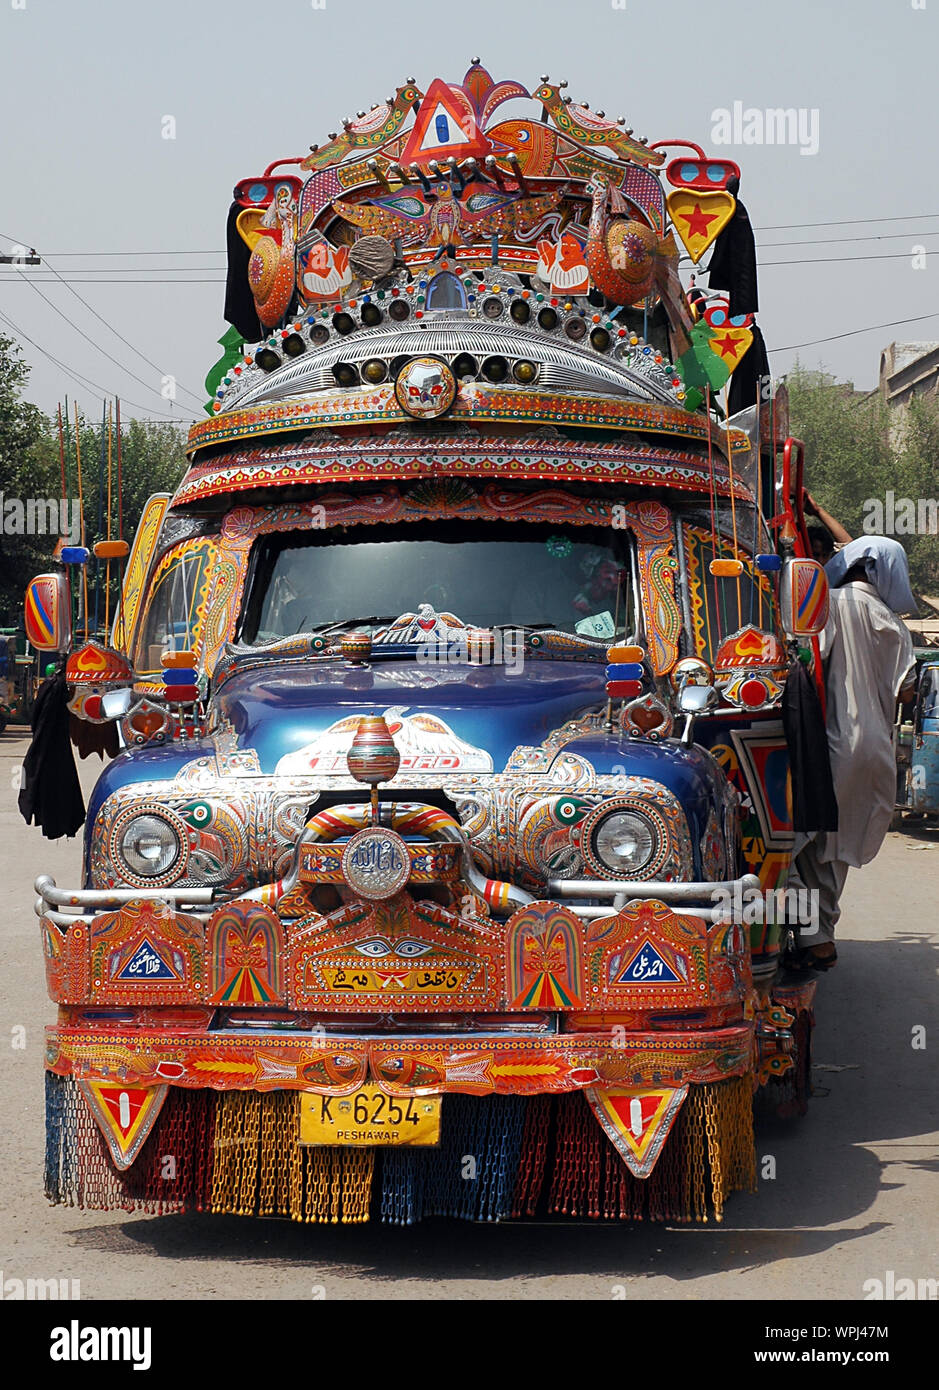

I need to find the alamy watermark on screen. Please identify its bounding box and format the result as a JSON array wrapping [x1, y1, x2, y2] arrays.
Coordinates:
[[416, 628, 526, 675], [862, 491, 937, 536], [0, 494, 81, 545], [711, 882, 819, 937], [710, 102, 820, 157], [863, 1270, 938, 1300], [50, 1322, 150, 1370], [2, 1270, 80, 1299]]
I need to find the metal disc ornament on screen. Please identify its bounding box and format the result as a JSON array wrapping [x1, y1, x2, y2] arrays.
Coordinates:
[[394, 357, 457, 419], [341, 826, 411, 899], [348, 235, 396, 280]]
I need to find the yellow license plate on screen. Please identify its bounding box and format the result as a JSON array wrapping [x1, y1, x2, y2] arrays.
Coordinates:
[[299, 1087, 442, 1147]]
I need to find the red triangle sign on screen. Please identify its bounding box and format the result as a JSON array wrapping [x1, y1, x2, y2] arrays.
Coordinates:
[[400, 79, 492, 167], [586, 1085, 689, 1177], [77, 1080, 169, 1170]]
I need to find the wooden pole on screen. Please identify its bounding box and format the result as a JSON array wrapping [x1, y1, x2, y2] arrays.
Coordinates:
[[73, 402, 88, 640]]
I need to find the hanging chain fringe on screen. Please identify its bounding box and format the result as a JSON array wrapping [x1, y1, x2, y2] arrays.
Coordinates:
[[543, 1077, 756, 1222], [45, 1075, 755, 1224]]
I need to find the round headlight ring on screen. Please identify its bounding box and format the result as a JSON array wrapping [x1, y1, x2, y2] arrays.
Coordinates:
[[109, 804, 188, 888], [580, 797, 671, 880]]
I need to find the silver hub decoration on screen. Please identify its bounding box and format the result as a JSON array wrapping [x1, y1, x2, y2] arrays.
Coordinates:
[[341, 826, 411, 899]]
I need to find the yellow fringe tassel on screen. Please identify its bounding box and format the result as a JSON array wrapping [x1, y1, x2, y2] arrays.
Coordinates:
[[210, 1091, 374, 1223], [681, 1076, 757, 1222]]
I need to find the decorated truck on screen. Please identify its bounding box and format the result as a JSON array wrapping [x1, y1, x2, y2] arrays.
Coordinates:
[[26, 64, 830, 1225]]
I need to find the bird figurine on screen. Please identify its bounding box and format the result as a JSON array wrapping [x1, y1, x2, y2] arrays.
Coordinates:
[[237, 185, 298, 328], [301, 83, 424, 170], [332, 181, 558, 249], [585, 176, 657, 305], [532, 83, 664, 168]]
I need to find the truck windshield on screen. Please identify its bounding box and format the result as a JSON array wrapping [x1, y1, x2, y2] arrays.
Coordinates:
[[240, 520, 635, 645]]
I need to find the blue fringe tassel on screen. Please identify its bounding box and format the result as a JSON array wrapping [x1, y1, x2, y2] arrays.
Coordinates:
[[44, 1071, 78, 1205], [380, 1094, 527, 1225]]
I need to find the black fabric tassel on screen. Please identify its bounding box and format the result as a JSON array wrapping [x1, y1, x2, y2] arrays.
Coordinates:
[[781, 658, 839, 832], [224, 202, 262, 341], [706, 176, 759, 317], [728, 324, 770, 416], [18, 669, 86, 839]]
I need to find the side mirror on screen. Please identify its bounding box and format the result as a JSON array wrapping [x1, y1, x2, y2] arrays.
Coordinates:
[[780, 556, 829, 637], [24, 574, 71, 652], [65, 641, 135, 723], [677, 682, 718, 746], [677, 683, 717, 714], [101, 687, 134, 721]]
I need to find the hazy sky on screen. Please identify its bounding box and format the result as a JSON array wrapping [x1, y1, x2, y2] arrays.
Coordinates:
[[1, 0, 936, 424]]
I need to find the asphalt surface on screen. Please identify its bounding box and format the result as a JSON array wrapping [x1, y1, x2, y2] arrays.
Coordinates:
[[1, 727, 936, 1302]]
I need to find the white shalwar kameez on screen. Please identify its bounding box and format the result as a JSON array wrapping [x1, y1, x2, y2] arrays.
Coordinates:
[[791, 580, 914, 945]]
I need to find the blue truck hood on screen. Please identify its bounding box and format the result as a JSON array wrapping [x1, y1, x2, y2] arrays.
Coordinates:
[[212, 656, 606, 776]]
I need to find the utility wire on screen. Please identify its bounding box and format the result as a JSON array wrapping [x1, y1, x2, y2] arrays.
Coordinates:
[[759, 212, 939, 231], [774, 311, 939, 353], [759, 230, 939, 249], [40, 254, 206, 408], [14, 273, 199, 409], [35, 212, 939, 254], [758, 251, 933, 267], [5, 242, 939, 282], [1, 276, 227, 284], [39, 249, 226, 257], [2, 232, 208, 408], [0, 306, 193, 421]]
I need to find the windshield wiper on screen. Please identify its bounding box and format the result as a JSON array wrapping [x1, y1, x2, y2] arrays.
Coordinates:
[[308, 616, 399, 635]]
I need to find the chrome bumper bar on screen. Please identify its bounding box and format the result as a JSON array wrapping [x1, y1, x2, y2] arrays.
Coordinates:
[[548, 872, 761, 917], [35, 874, 215, 920]]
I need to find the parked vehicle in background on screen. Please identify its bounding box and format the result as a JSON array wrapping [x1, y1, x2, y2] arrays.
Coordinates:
[[894, 650, 939, 825]]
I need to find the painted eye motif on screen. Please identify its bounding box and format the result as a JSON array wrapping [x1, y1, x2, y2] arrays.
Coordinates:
[[353, 938, 392, 958], [394, 939, 434, 958]]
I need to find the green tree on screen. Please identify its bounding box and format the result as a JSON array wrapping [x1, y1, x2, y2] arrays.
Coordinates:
[[893, 396, 939, 595], [787, 363, 939, 599], [0, 334, 58, 616], [0, 330, 188, 623], [786, 364, 892, 534]]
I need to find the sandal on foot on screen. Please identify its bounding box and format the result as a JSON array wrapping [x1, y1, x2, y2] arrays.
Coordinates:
[[782, 945, 837, 976]]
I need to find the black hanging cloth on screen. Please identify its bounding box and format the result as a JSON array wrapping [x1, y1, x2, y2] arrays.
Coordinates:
[[781, 657, 839, 833], [18, 670, 86, 840]]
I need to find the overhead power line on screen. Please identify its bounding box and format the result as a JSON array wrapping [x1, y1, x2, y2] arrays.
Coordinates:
[[758, 251, 934, 267], [1, 276, 227, 284], [774, 311, 939, 353], [758, 212, 939, 231], [0, 306, 195, 421], [1, 233, 207, 409], [13, 273, 199, 408], [759, 230, 939, 249], [41, 255, 207, 409]]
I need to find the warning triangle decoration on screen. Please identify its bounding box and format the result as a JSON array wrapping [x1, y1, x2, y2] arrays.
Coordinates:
[[615, 939, 682, 984], [400, 79, 493, 167], [77, 1081, 169, 1170], [587, 1086, 689, 1177], [115, 937, 180, 982]]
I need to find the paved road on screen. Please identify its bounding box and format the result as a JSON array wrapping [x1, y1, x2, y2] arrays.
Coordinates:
[[1, 728, 936, 1301]]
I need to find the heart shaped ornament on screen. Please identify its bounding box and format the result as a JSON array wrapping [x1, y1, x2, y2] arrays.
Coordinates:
[[665, 189, 736, 263]]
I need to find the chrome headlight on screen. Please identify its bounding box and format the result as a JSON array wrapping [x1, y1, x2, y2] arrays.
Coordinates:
[[118, 813, 181, 879], [581, 800, 664, 879]]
